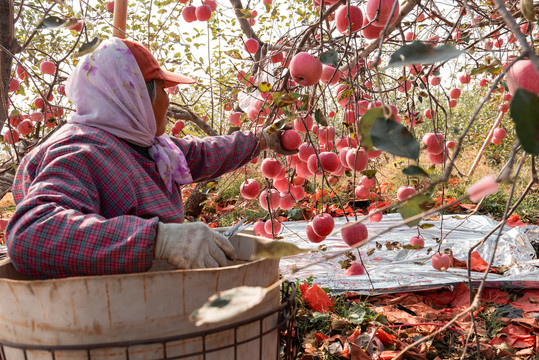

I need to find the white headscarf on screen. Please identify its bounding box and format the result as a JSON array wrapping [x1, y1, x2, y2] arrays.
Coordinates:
[[66, 37, 192, 191]]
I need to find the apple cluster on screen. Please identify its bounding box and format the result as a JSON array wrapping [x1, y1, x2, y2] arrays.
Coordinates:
[[181, 0, 217, 23]]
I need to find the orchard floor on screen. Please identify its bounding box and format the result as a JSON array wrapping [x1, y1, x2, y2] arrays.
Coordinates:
[[277, 215, 539, 360], [1, 194, 538, 359]]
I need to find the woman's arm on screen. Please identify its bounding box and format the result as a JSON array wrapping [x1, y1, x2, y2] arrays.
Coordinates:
[[173, 130, 262, 182]]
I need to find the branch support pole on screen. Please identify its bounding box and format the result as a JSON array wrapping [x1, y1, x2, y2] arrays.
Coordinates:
[[112, 0, 128, 38]]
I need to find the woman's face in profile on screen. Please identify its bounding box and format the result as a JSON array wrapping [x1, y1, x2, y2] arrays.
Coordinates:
[[152, 79, 170, 136]]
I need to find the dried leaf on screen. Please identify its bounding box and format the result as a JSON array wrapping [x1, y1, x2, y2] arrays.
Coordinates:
[[254, 239, 310, 258], [190, 286, 267, 326]]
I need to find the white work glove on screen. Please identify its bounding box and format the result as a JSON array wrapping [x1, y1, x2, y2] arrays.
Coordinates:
[[258, 123, 299, 156], [154, 222, 236, 269]]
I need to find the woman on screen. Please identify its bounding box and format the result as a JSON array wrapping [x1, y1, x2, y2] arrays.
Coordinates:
[[5, 38, 292, 279]]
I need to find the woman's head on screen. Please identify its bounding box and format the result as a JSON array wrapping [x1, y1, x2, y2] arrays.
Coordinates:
[[66, 38, 195, 143]]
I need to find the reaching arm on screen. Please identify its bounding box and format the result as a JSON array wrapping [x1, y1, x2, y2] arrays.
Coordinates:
[[173, 130, 261, 182]]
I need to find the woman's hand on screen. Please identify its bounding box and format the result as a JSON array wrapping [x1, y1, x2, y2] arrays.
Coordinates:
[[154, 222, 236, 269], [256, 123, 299, 156]]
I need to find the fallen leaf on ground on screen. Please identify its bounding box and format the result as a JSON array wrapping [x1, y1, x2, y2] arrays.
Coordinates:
[[510, 290, 539, 312]]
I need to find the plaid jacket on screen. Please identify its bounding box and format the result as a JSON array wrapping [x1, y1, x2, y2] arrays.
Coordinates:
[[6, 123, 260, 278]]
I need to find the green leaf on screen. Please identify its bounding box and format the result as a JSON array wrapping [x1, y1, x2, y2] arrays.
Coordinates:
[[510, 88, 539, 155], [358, 107, 385, 151], [338, 88, 353, 103], [402, 165, 429, 177], [74, 37, 105, 58], [314, 109, 328, 126], [386, 41, 465, 69], [60, 18, 81, 29], [258, 81, 272, 93], [347, 304, 367, 325], [403, 244, 423, 250], [239, 8, 254, 18], [521, 0, 536, 21], [418, 223, 435, 229], [361, 169, 377, 178], [224, 49, 244, 60], [370, 118, 420, 160], [399, 195, 435, 227], [319, 49, 338, 67], [190, 286, 267, 326], [272, 91, 301, 108], [36, 16, 67, 29], [254, 239, 310, 258]]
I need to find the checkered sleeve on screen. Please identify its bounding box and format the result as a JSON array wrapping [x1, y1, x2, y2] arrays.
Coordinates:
[[5, 145, 158, 279], [174, 130, 261, 182]]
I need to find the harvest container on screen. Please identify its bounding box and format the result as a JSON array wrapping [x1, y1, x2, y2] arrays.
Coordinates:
[[0, 232, 295, 360]]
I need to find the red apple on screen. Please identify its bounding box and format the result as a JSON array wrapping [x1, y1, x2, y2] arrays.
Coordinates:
[[306, 223, 326, 243], [422, 133, 445, 154], [396, 186, 416, 201], [360, 175, 376, 188], [229, 112, 242, 126], [296, 161, 313, 178], [195, 5, 212, 21], [449, 87, 461, 99], [289, 52, 323, 87], [17, 119, 33, 136], [40, 61, 56, 75], [354, 185, 369, 199], [8, 78, 19, 93], [506, 59, 539, 95], [362, 16, 384, 40], [409, 236, 424, 249], [312, 213, 335, 237], [240, 179, 261, 199], [264, 219, 282, 235], [430, 76, 441, 86], [294, 115, 313, 133], [182, 6, 197, 22], [261, 158, 283, 179], [259, 189, 280, 210], [3, 129, 20, 144], [279, 192, 296, 210], [341, 222, 368, 247], [318, 151, 340, 172], [281, 129, 302, 151], [320, 65, 340, 85], [459, 73, 471, 84], [254, 220, 267, 236], [344, 262, 365, 276], [16, 65, 27, 80], [346, 148, 368, 172], [244, 38, 259, 54], [290, 185, 305, 201], [298, 143, 316, 162], [204, 0, 217, 11], [366, 0, 399, 27], [369, 211, 383, 223], [105, 1, 114, 12], [431, 252, 451, 271], [493, 128, 506, 139], [335, 5, 363, 35]]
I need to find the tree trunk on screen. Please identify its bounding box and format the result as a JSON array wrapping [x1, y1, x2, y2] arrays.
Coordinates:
[[183, 181, 210, 220], [0, 0, 15, 131]]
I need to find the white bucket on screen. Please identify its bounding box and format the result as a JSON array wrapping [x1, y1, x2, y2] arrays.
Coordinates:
[[0, 232, 284, 360]]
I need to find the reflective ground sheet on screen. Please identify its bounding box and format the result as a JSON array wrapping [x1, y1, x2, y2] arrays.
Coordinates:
[[278, 214, 539, 295]]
